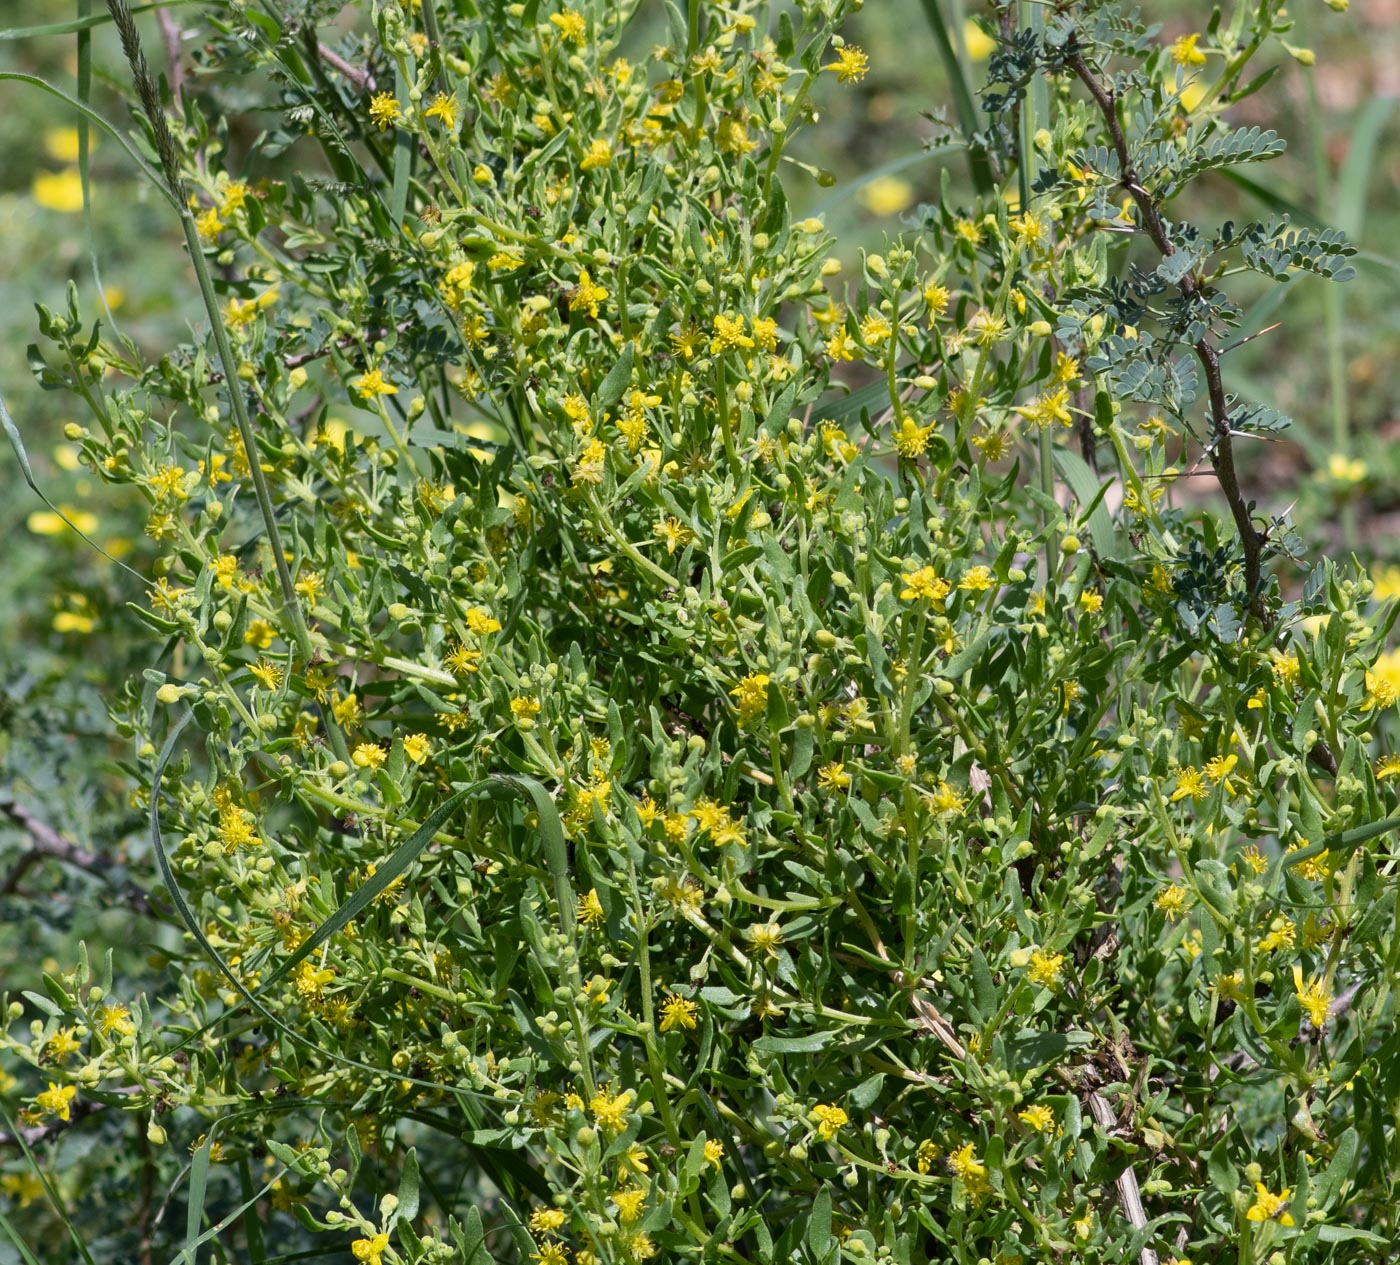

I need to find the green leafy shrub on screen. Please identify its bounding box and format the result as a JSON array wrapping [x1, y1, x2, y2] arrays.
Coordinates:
[[4, 1, 1398, 1262]]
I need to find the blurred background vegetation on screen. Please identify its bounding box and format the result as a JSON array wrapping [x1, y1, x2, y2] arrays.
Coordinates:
[[0, 0, 1395, 1239]]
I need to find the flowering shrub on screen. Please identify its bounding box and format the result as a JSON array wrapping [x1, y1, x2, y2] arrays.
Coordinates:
[[3, 0, 1398, 1262]]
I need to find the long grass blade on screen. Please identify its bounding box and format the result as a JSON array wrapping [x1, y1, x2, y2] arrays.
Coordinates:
[[914, 0, 994, 194], [1336, 96, 1395, 240], [0, 1105, 99, 1265], [0, 0, 197, 40]]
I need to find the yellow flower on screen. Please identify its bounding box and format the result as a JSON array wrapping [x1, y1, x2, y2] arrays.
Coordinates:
[[745, 921, 783, 956], [530, 1208, 567, 1236], [1015, 385, 1073, 429], [1079, 589, 1104, 615], [35, 1082, 76, 1122], [1364, 651, 1400, 709], [579, 888, 606, 927], [1244, 1182, 1294, 1226], [1293, 965, 1333, 1028], [352, 743, 386, 769], [817, 762, 851, 792], [811, 1103, 849, 1140], [590, 1087, 636, 1134], [1154, 884, 1190, 920], [959, 566, 995, 593], [32, 168, 85, 213], [96, 1002, 135, 1038], [860, 312, 892, 345], [1257, 916, 1296, 953], [900, 566, 951, 603], [369, 91, 401, 130], [570, 269, 609, 318], [511, 695, 542, 720], [1027, 948, 1064, 989], [703, 1139, 725, 1168], [858, 175, 914, 217], [1018, 1104, 1054, 1133], [550, 8, 588, 44], [659, 994, 699, 1032], [45, 127, 83, 163], [963, 19, 996, 61], [893, 418, 936, 459], [730, 672, 771, 724], [826, 46, 869, 83], [44, 1028, 82, 1062], [534, 1245, 569, 1265], [948, 1142, 987, 1183], [352, 368, 398, 399], [612, 1188, 647, 1224], [1170, 33, 1208, 67], [580, 138, 613, 170], [249, 659, 284, 690], [929, 780, 966, 816], [710, 312, 755, 353], [1377, 755, 1400, 781], [1205, 753, 1239, 795], [0, 1172, 43, 1208], [195, 207, 224, 240], [352, 1234, 390, 1265], [424, 91, 458, 131], [465, 606, 502, 635], [402, 733, 432, 765]]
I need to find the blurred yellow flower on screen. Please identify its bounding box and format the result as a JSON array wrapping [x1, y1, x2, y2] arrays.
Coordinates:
[[45, 127, 83, 163], [32, 168, 85, 213], [857, 174, 914, 217], [28, 506, 98, 536], [963, 20, 996, 62]]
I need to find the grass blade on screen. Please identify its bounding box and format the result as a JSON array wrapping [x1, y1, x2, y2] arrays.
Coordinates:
[[0, 1105, 99, 1265], [0, 0, 196, 40], [1336, 96, 1395, 240], [914, 0, 994, 195]]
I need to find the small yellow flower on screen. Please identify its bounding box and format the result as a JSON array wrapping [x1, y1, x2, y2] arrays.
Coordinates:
[[35, 1082, 76, 1122], [352, 743, 386, 770], [352, 1234, 391, 1265], [900, 566, 951, 603], [534, 1243, 570, 1265], [826, 45, 869, 83], [579, 888, 606, 927], [1018, 1104, 1054, 1132], [96, 1002, 135, 1038], [1377, 754, 1400, 781], [659, 994, 700, 1033], [703, 1139, 725, 1168], [530, 1208, 567, 1236], [817, 762, 851, 792], [424, 91, 458, 131], [402, 733, 432, 765], [1244, 1182, 1294, 1225], [1171, 766, 1208, 802], [1205, 753, 1239, 795], [550, 8, 588, 44], [570, 269, 609, 318], [352, 368, 398, 399], [32, 168, 86, 213], [730, 672, 771, 724], [810, 1103, 849, 1140], [710, 312, 755, 354], [195, 207, 224, 240], [368, 91, 401, 130], [580, 138, 613, 170], [612, 1188, 648, 1224], [590, 1087, 636, 1135], [1293, 965, 1333, 1028], [959, 566, 995, 593], [1078, 590, 1103, 615], [1027, 948, 1064, 989], [1154, 884, 1190, 920], [249, 659, 284, 691], [1170, 33, 1208, 67]]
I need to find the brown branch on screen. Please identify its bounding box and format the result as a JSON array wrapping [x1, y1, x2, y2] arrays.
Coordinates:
[[1, 802, 153, 915], [317, 43, 373, 91], [156, 7, 185, 105], [1065, 48, 1266, 623], [1086, 1090, 1160, 1265], [0, 1095, 106, 1148]]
